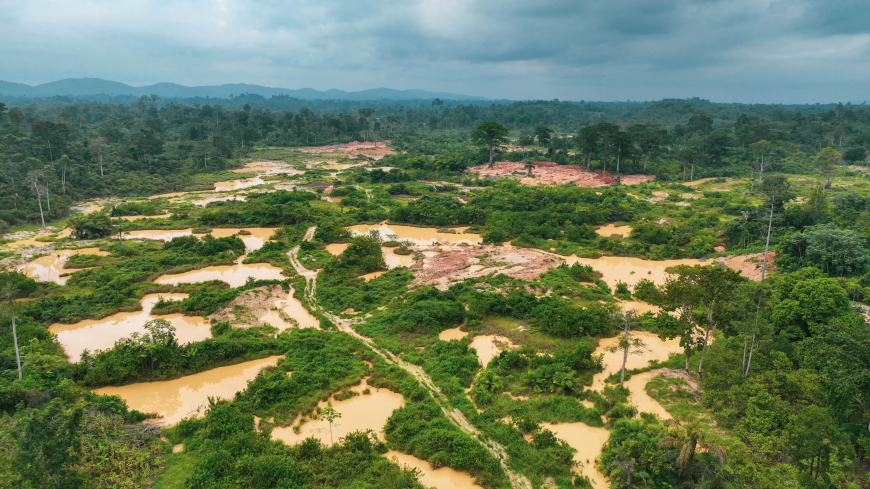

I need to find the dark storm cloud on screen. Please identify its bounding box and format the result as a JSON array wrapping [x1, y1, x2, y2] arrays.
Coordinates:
[[0, 0, 867, 102]]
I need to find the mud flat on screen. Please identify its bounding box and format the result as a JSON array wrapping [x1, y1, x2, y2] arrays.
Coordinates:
[[384, 450, 483, 489], [271, 378, 404, 446], [50, 293, 211, 361], [18, 247, 109, 285], [718, 252, 775, 280], [210, 285, 319, 330], [154, 256, 285, 288], [214, 176, 266, 191], [94, 356, 282, 425]]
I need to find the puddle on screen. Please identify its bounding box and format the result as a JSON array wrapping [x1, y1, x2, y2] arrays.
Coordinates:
[[595, 224, 632, 237], [384, 450, 483, 489], [540, 422, 610, 488], [155, 256, 285, 288], [590, 331, 681, 391], [565, 255, 699, 289], [214, 176, 265, 191], [111, 214, 172, 221], [50, 293, 211, 361], [348, 224, 480, 245], [438, 327, 468, 341], [469, 335, 517, 366], [94, 356, 282, 426], [271, 378, 404, 446], [618, 300, 659, 315], [18, 247, 109, 285]]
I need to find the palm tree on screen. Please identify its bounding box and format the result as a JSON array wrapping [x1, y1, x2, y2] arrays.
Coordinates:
[[524, 160, 535, 176], [657, 420, 727, 479]]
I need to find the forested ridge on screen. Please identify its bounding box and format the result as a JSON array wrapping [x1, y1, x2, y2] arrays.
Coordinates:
[[0, 93, 869, 488]]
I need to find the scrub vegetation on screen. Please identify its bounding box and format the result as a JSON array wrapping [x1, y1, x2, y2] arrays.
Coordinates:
[[0, 96, 869, 488]]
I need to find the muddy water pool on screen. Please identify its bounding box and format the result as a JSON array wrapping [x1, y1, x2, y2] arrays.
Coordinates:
[[18, 247, 109, 285], [590, 330, 681, 391], [259, 287, 320, 330], [94, 356, 282, 425], [348, 224, 480, 245], [155, 256, 285, 288], [438, 327, 468, 341], [213, 176, 266, 191], [540, 422, 610, 488], [565, 255, 699, 289], [595, 224, 633, 237], [271, 378, 404, 446], [50, 293, 211, 361], [124, 227, 275, 252], [384, 451, 483, 489], [469, 335, 517, 366], [324, 243, 413, 269]]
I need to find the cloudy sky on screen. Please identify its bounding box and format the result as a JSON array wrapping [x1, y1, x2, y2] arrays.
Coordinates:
[[0, 0, 867, 102]]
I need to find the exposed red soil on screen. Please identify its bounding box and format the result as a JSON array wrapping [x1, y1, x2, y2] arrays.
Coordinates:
[[466, 161, 654, 187], [298, 141, 395, 160]]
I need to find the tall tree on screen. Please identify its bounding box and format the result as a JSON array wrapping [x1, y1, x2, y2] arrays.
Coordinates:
[[24, 170, 47, 229], [750, 140, 775, 188], [88, 137, 107, 177], [607, 310, 647, 386], [815, 147, 841, 192], [534, 125, 553, 147], [471, 122, 509, 168]]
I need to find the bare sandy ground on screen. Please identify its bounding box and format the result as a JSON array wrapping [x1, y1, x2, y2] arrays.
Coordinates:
[[298, 141, 395, 160]]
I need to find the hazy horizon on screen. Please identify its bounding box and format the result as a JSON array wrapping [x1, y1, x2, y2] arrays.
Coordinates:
[[1, 1, 869, 104]]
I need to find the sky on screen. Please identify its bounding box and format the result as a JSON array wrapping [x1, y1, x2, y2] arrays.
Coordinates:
[[0, 0, 868, 103]]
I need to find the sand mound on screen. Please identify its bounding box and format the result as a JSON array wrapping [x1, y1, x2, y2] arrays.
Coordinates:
[[718, 252, 775, 281]]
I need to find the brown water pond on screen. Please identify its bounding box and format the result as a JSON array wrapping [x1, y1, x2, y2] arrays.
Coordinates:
[[595, 224, 632, 237], [111, 214, 172, 221], [324, 243, 413, 269], [95, 356, 282, 426], [590, 331, 682, 391], [259, 287, 320, 330], [348, 224, 480, 245], [155, 256, 285, 288], [50, 293, 211, 361], [271, 378, 404, 446], [124, 227, 276, 252], [565, 255, 699, 289], [213, 176, 266, 191], [384, 450, 483, 489], [18, 247, 109, 285], [438, 327, 468, 341], [540, 422, 610, 488], [469, 335, 517, 367]]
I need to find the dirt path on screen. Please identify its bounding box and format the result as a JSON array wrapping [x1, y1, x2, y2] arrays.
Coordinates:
[[288, 228, 532, 489]]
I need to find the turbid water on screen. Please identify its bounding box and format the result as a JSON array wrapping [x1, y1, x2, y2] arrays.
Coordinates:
[[18, 247, 109, 285], [384, 451, 483, 489], [565, 255, 699, 289], [154, 256, 285, 288], [50, 293, 212, 361], [325, 243, 413, 269], [595, 224, 633, 237], [349, 223, 480, 245], [469, 335, 517, 367], [590, 330, 682, 391], [95, 356, 282, 425], [358, 270, 386, 282], [271, 378, 404, 446], [539, 422, 610, 488], [111, 214, 172, 221], [124, 227, 275, 252], [213, 176, 266, 191], [438, 327, 469, 341]]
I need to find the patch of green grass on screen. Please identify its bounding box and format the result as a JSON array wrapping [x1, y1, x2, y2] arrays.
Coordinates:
[[154, 448, 197, 489]]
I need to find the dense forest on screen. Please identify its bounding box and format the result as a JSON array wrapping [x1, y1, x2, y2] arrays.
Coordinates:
[[0, 93, 869, 488]]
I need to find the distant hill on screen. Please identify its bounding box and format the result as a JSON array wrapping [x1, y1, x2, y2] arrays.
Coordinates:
[[0, 78, 489, 101]]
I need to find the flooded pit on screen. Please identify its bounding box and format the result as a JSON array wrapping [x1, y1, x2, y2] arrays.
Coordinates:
[[189, 194, 246, 207], [325, 243, 349, 256], [18, 247, 109, 285], [260, 288, 320, 330], [622, 369, 672, 420], [271, 378, 404, 446], [565, 255, 699, 289], [359, 271, 386, 282], [595, 224, 633, 237], [50, 293, 211, 361], [469, 335, 517, 366], [590, 330, 682, 391], [540, 422, 610, 488], [125, 228, 276, 252], [384, 451, 483, 489], [123, 229, 194, 241], [155, 256, 285, 288], [94, 356, 282, 426], [348, 223, 480, 245], [438, 327, 468, 341], [325, 243, 413, 269]]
